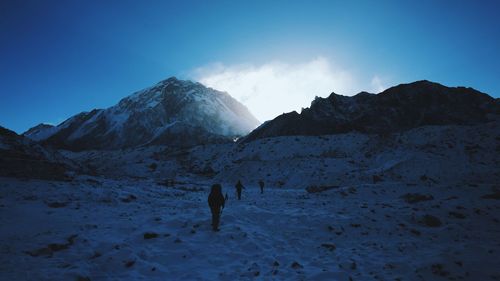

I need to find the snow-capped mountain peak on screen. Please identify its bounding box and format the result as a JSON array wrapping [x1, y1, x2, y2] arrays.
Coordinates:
[[24, 77, 260, 151]]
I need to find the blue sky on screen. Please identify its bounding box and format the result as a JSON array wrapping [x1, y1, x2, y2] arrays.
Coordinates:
[[1, 0, 499, 133]]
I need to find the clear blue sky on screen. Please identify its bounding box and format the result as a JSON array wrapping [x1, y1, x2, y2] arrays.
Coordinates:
[[1, 0, 499, 133]]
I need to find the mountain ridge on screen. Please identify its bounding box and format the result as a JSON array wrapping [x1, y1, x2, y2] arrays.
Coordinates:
[[243, 80, 499, 142], [0, 126, 80, 179], [24, 77, 260, 151]]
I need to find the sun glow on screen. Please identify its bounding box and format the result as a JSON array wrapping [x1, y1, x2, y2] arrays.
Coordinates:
[[194, 57, 386, 123]]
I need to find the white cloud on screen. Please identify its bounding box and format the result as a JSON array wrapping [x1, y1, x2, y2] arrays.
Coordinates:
[[370, 75, 387, 93], [193, 57, 384, 123]]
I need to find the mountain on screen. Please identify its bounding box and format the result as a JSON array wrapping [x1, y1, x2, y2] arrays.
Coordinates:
[[24, 77, 260, 151], [0, 126, 78, 179], [243, 80, 499, 142]]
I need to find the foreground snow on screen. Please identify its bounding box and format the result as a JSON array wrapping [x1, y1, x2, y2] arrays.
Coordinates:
[[1, 176, 499, 280]]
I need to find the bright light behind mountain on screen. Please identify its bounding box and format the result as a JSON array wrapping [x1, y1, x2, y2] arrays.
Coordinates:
[[195, 57, 385, 123]]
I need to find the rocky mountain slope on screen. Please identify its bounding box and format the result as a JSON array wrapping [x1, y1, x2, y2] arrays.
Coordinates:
[[243, 80, 499, 142], [24, 77, 259, 151], [0, 126, 78, 179]]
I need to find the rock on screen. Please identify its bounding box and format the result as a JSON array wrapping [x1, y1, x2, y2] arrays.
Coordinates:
[[25, 234, 77, 257], [401, 193, 434, 204], [482, 191, 500, 200], [143, 232, 158, 239], [121, 194, 137, 203], [306, 185, 339, 193], [419, 215, 442, 227], [321, 243, 336, 251], [46, 201, 68, 208], [449, 211, 466, 219], [372, 175, 383, 184], [291, 261, 303, 269], [125, 260, 135, 268]]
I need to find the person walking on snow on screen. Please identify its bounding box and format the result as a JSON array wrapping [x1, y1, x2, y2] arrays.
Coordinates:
[[235, 180, 245, 200], [208, 184, 225, 231], [258, 179, 264, 194]]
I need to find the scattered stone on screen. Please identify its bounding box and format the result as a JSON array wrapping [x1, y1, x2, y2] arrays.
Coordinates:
[[26, 234, 77, 257], [419, 215, 442, 227], [148, 163, 157, 171], [291, 261, 303, 269], [410, 229, 421, 236], [23, 195, 38, 201], [482, 191, 500, 200], [306, 185, 339, 193], [431, 263, 449, 277], [372, 175, 383, 183], [121, 194, 137, 203], [449, 211, 466, 219], [125, 260, 135, 268], [90, 251, 102, 259], [350, 261, 357, 270], [143, 232, 159, 239], [46, 201, 68, 208], [321, 243, 336, 251], [401, 193, 434, 204]]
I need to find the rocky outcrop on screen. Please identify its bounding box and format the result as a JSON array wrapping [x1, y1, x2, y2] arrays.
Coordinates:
[[243, 80, 499, 142]]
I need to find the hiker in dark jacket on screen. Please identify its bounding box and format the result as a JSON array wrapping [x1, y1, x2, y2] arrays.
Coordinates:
[[208, 184, 225, 231], [258, 179, 264, 194], [235, 180, 245, 200]]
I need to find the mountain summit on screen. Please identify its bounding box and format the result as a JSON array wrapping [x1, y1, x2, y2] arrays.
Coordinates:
[[24, 77, 260, 151], [243, 80, 499, 142]]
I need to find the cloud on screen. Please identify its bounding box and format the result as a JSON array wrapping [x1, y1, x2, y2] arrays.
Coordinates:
[[193, 57, 384, 123], [370, 75, 387, 93]]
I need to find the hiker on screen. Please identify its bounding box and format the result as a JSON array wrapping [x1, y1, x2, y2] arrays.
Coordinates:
[[258, 179, 264, 194], [235, 180, 245, 200], [208, 184, 225, 231]]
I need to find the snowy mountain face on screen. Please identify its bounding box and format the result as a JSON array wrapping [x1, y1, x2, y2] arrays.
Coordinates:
[[243, 80, 500, 142], [23, 77, 260, 151], [23, 123, 58, 141]]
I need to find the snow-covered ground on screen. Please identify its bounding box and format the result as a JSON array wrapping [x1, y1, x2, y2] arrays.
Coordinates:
[[1, 175, 499, 280], [2, 121, 499, 280]]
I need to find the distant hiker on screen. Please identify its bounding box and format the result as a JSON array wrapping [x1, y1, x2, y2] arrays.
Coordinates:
[[225, 193, 229, 201], [235, 180, 245, 200], [258, 179, 264, 194], [208, 184, 225, 231]]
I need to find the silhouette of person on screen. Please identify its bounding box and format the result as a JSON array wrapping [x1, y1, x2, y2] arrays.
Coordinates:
[[235, 180, 245, 200], [258, 179, 264, 194], [208, 184, 225, 231]]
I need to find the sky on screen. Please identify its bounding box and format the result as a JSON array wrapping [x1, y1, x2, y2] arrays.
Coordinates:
[[1, 0, 499, 133]]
